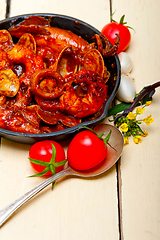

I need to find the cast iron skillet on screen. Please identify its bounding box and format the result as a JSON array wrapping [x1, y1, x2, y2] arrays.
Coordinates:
[[0, 13, 121, 144]]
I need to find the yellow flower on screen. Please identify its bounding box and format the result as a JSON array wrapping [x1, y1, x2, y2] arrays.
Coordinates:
[[141, 131, 148, 137], [133, 136, 142, 144], [124, 137, 129, 145], [136, 107, 145, 115], [145, 101, 152, 106], [120, 123, 128, 132], [127, 112, 137, 120], [143, 115, 154, 126]]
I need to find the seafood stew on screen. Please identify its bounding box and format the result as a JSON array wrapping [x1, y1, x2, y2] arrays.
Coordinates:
[[0, 14, 120, 143]]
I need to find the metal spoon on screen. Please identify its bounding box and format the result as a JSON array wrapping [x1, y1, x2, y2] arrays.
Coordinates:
[[0, 124, 123, 227]]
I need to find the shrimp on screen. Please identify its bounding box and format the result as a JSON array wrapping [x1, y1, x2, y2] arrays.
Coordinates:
[[8, 16, 119, 58], [34, 27, 92, 55], [0, 16, 113, 134]]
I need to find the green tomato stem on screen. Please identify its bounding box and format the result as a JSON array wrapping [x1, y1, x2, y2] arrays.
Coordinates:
[[79, 126, 116, 151], [110, 11, 134, 30], [28, 143, 66, 180]]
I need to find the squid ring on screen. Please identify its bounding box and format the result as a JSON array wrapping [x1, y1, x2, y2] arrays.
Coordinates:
[[30, 69, 65, 100]]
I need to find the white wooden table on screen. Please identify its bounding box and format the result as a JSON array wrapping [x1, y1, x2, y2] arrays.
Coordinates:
[[0, 0, 160, 239]]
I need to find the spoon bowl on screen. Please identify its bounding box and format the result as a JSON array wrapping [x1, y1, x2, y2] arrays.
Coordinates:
[[69, 124, 124, 177], [0, 124, 123, 227]]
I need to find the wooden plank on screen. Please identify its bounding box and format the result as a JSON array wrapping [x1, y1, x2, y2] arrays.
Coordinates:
[[0, 0, 6, 20], [0, 1, 120, 239], [112, 0, 160, 239], [0, 138, 119, 239], [9, 0, 110, 31]]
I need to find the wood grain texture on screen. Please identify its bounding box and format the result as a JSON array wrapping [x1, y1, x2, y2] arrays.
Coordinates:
[[0, 1, 120, 239], [0, 139, 119, 240], [9, 0, 110, 31], [0, 0, 6, 20], [112, 0, 160, 239], [1, 0, 160, 239]]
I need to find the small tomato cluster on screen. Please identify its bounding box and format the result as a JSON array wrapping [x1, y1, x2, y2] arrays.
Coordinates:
[[28, 127, 113, 188]]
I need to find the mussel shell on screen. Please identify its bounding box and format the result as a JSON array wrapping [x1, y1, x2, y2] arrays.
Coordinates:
[[0, 13, 121, 143], [82, 49, 104, 77], [53, 46, 78, 78]]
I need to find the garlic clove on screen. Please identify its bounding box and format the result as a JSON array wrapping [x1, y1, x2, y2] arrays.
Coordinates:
[[118, 52, 133, 74], [116, 74, 136, 103]]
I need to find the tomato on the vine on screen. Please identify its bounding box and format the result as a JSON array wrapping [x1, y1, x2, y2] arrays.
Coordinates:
[[101, 14, 132, 53], [67, 128, 111, 170], [29, 140, 66, 177]]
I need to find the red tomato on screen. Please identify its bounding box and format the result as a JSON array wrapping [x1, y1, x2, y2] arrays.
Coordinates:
[[67, 130, 108, 170], [29, 140, 66, 176], [101, 18, 131, 53]]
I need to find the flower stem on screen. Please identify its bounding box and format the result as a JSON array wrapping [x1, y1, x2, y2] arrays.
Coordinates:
[[129, 81, 160, 111]]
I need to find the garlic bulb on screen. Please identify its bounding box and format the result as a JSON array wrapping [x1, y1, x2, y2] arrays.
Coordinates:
[[116, 74, 136, 103], [118, 52, 133, 74]]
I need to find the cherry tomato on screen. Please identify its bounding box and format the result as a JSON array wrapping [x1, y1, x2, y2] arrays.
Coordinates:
[[101, 15, 131, 53], [29, 140, 66, 176], [67, 130, 108, 170]]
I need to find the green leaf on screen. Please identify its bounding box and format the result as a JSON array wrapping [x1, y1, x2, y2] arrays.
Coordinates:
[[28, 157, 49, 167], [104, 130, 112, 142], [28, 142, 67, 190], [97, 132, 105, 138], [107, 88, 154, 118], [78, 126, 99, 138], [110, 10, 117, 23], [108, 103, 131, 117], [52, 181, 56, 190], [106, 141, 117, 151], [125, 25, 135, 31], [110, 11, 134, 30], [50, 143, 56, 164], [140, 90, 155, 104], [54, 159, 67, 167], [119, 14, 125, 24], [49, 164, 56, 175], [79, 126, 116, 150], [135, 123, 144, 134], [29, 167, 50, 177], [103, 130, 117, 151]]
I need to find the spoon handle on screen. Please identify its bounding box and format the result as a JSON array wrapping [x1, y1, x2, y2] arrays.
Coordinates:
[[0, 167, 72, 227]]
